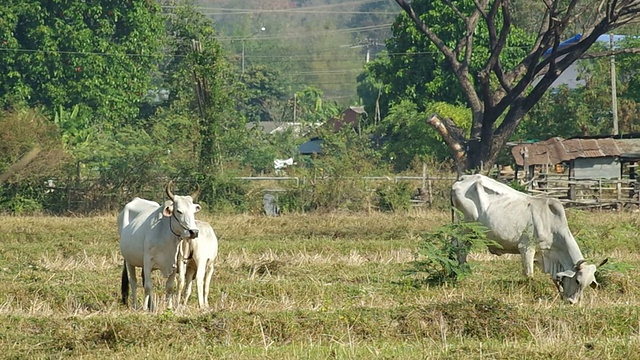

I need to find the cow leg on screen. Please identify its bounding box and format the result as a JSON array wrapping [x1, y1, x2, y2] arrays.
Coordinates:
[[195, 260, 208, 308], [165, 271, 177, 310], [183, 264, 197, 306], [126, 262, 139, 310], [176, 259, 186, 308], [203, 260, 215, 308], [142, 258, 154, 311], [518, 241, 536, 277]]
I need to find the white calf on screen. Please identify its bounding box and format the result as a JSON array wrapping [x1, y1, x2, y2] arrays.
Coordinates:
[[176, 220, 219, 309]]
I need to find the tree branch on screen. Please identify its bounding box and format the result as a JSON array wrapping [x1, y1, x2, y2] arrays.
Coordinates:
[[582, 47, 640, 58], [393, 0, 640, 171], [485, 1, 512, 101], [394, 0, 484, 117], [460, 4, 484, 69], [426, 113, 466, 162], [443, 0, 466, 21]]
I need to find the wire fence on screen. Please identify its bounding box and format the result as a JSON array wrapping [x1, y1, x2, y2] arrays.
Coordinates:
[[38, 174, 459, 215]]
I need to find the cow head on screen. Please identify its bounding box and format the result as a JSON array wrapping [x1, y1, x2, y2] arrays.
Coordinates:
[[554, 258, 608, 304], [163, 181, 201, 239]]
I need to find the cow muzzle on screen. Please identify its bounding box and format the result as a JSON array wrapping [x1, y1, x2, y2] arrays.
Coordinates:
[[188, 229, 199, 239]]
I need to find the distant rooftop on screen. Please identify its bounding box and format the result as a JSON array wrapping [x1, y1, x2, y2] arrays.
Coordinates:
[[247, 121, 323, 136], [510, 137, 621, 166]]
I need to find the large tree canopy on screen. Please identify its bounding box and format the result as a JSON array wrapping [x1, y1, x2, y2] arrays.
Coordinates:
[[0, 0, 164, 126], [364, 0, 531, 114], [391, 0, 640, 171]]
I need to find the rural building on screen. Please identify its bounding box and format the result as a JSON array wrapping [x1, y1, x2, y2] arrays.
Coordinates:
[[297, 106, 368, 156], [507, 135, 640, 207], [326, 106, 367, 133]]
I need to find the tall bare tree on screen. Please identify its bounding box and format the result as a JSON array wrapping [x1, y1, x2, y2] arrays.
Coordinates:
[[394, 0, 640, 172]]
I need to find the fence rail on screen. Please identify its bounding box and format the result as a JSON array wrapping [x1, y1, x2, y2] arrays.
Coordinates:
[[21, 173, 640, 214], [518, 173, 640, 209]]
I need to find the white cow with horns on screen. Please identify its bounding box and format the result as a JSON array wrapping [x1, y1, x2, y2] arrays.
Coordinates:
[[176, 219, 219, 309], [119, 181, 201, 311], [451, 174, 607, 304]]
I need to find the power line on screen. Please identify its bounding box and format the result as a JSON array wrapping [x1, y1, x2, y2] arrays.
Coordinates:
[[216, 24, 392, 41], [195, 9, 398, 15], [0, 47, 442, 64], [0, 47, 371, 80], [287, 69, 363, 75], [0, 47, 170, 57], [165, 0, 389, 13], [1, 45, 500, 60], [235, 53, 375, 60]]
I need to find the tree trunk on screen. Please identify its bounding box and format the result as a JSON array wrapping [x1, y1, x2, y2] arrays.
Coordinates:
[[429, 110, 523, 174]]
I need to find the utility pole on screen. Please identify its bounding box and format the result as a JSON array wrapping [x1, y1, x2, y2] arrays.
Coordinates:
[[611, 34, 619, 136], [293, 93, 297, 122], [241, 26, 265, 75]]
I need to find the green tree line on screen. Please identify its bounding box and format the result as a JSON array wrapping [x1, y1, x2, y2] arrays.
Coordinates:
[[2, 0, 640, 214]]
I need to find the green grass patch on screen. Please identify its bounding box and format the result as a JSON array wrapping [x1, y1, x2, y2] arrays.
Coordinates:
[[1, 211, 640, 358]]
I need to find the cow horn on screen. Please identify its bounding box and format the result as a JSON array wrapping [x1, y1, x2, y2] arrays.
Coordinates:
[[576, 259, 587, 270], [190, 183, 200, 200], [166, 180, 175, 201], [598, 258, 609, 267]]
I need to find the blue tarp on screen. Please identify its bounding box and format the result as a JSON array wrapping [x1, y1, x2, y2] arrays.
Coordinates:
[[543, 34, 582, 57], [298, 138, 323, 155]]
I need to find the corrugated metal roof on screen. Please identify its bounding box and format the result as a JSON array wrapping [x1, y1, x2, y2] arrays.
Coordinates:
[[511, 137, 621, 166], [615, 138, 640, 155]]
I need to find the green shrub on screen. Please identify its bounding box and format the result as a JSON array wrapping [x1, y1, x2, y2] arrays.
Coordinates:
[[193, 173, 250, 213], [0, 180, 70, 215], [309, 177, 371, 212], [376, 182, 413, 212], [508, 179, 527, 192], [406, 215, 494, 286], [276, 188, 307, 214], [2, 194, 43, 214]]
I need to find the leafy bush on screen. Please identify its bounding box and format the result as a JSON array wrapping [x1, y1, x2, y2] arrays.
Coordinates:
[[508, 179, 527, 192], [193, 173, 251, 213], [376, 181, 412, 212], [1, 194, 42, 214], [0, 109, 73, 214], [276, 188, 307, 214], [406, 215, 494, 286]]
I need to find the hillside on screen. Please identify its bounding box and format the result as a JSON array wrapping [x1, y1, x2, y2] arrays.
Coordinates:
[[193, 0, 396, 103]]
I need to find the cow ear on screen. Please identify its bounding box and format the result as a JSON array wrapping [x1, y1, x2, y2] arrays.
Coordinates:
[[163, 204, 173, 217], [194, 204, 201, 213], [555, 270, 575, 279]]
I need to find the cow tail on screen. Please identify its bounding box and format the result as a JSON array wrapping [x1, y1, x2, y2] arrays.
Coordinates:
[[121, 260, 129, 306]]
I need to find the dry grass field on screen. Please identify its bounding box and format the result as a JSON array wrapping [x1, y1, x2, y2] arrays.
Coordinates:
[[2, 209, 640, 359]]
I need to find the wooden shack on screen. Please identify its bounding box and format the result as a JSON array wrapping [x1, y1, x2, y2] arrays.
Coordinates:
[[509, 136, 640, 207], [326, 106, 367, 133]]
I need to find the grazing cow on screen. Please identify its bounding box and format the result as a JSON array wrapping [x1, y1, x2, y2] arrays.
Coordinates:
[[451, 174, 607, 304], [119, 181, 201, 311], [176, 220, 219, 309]]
